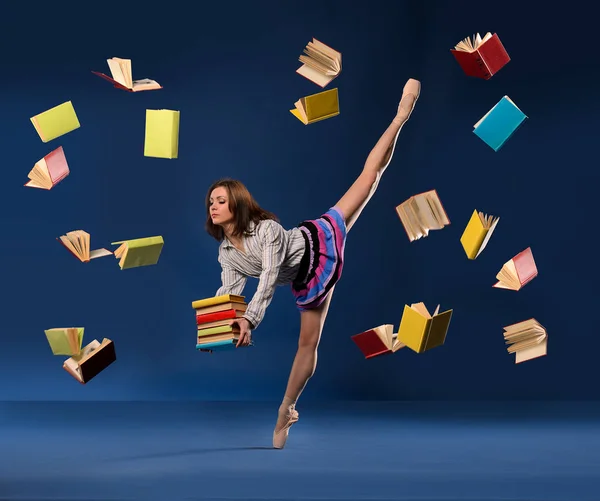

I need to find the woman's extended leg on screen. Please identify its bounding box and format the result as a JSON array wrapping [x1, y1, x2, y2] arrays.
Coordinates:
[[273, 78, 421, 448], [336, 78, 421, 232]]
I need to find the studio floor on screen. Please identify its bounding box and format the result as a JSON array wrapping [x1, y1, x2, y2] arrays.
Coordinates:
[[0, 401, 599, 501]]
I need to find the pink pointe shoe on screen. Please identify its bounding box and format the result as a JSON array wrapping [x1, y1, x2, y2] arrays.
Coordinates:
[[394, 78, 421, 124], [273, 406, 299, 449]]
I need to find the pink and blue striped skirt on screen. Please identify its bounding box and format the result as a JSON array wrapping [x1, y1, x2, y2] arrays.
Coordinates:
[[291, 206, 347, 311]]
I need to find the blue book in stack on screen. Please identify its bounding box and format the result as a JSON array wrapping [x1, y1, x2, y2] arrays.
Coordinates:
[[196, 339, 255, 352], [473, 95, 527, 151]]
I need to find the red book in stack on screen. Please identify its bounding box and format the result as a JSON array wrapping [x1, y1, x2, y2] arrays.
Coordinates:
[[451, 32, 510, 80]]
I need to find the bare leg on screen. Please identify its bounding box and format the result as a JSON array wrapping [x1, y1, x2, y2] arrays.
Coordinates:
[[273, 289, 334, 448], [273, 79, 421, 448], [336, 78, 421, 232]]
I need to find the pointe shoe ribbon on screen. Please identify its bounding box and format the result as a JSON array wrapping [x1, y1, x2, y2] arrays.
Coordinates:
[[273, 408, 299, 449]]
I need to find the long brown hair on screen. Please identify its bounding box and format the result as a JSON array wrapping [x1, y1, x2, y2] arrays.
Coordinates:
[[205, 178, 279, 241]]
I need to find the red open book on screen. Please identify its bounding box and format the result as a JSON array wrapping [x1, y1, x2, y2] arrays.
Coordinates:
[[451, 33, 510, 80], [25, 146, 69, 190], [351, 324, 405, 359], [493, 247, 538, 290]]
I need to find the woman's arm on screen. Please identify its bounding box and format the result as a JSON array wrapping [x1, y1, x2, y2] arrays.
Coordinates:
[[242, 220, 286, 330], [216, 259, 247, 297]]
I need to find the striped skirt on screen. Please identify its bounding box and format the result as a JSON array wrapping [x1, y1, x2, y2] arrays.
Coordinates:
[[291, 206, 347, 310]]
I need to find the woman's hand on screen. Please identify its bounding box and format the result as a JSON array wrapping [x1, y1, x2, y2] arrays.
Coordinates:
[[231, 317, 253, 347]]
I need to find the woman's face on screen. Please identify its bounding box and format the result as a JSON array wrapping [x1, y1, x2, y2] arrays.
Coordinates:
[[209, 186, 234, 227]]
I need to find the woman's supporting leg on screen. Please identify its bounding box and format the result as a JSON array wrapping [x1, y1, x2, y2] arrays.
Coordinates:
[[273, 289, 334, 448], [336, 78, 421, 232]]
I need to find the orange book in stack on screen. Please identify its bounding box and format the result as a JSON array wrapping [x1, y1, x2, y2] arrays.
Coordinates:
[[192, 294, 250, 352]]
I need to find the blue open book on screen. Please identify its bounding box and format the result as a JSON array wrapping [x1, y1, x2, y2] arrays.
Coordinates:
[[473, 96, 527, 151], [196, 339, 255, 352]]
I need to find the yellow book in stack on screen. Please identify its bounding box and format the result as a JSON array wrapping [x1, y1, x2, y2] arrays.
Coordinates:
[[144, 109, 180, 159], [397, 302, 453, 353], [30, 101, 81, 143], [460, 209, 500, 259], [111, 236, 164, 269], [290, 88, 339, 125]]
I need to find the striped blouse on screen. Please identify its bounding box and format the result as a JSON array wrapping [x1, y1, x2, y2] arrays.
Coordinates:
[[215, 218, 306, 330]]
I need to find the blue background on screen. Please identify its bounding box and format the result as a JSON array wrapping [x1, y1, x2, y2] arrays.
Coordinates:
[[0, 0, 595, 401]]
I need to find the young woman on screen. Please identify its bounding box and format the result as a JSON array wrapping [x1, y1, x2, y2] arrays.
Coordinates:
[[205, 78, 421, 449]]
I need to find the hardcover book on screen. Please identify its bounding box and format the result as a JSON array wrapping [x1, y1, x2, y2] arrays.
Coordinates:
[[290, 88, 339, 125], [396, 189, 450, 242], [351, 324, 405, 359], [494, 247, 538, 290], [397, 302, 453, 354], [30, 101, 80, 143], [25, 146, 70, 190], [296, 38, 342, 88], [451, 32, 510, 79], [460, 209, 499, 259], [474, 96, 527, 151], [92, 57, 162, 92]]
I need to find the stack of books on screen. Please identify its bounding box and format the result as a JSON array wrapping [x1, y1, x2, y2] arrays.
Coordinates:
[[192, 294, 251, 352]]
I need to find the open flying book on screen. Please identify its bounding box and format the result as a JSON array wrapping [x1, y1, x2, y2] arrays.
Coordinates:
[[25, 146, 69, 190], [290, 88, 339, 125], [351, 324, 406, 359], [45, 327, 84, 356], [396, 189, 450, 242], [30, 101, 80, 143], [397, 302, 453, 354], [503, 318, 547, 364], [474, 96, 527, 152], [451, 32, 510, 79], [296, 38, 342, 88], [111, 236, 164, 269], [494, 247, 538, 290], [460, 209, 499, 259], [58, 230, 113, 263], [92, 57, 162, 92], [63, 338, 116, 384]]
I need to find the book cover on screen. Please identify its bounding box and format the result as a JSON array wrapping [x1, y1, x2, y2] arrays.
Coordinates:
[[451, 33, 510, 79], [30, 101, 80, 143], [192, 294, 246, 310], [473, 96, 527, 151], [290, 88, 339, 125], [25, 146, 70, 189], [111, 236, 164, 269], [460, 210, 499, 259], [351, 324, 402, 359], [197, 324, 240, 337], [196, 308, 240, 325], [144, 109, 180, 159], [45, 328, 84, 356], [397, 304, 453, 353]]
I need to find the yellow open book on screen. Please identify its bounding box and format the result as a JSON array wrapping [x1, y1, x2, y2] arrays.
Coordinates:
[[460, 209, 499, 259], [192, 294, 246, 310], [30, 101, 80, 143], [290, 88, 339, 125], [397, 302, 453, 353], [44, 327, 84, 356], [503, 318, 547, 364], [111, 236, 164, 270], [296, 38, 342, 88], [144, 109, 180, 159], [396, 189, 450, 242], [57, 230, 113, 263]]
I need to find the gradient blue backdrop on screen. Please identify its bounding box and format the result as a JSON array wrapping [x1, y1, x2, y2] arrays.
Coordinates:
[[0, 1, 595, 401]]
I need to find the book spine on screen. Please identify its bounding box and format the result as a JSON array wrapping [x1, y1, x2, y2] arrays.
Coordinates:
[[196, 308, 237, 324], [474, 50, 491, 79]]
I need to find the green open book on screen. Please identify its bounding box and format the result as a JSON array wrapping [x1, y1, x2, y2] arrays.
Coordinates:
[[111, 236, 164, 269], [44, 327, 84, 356]]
